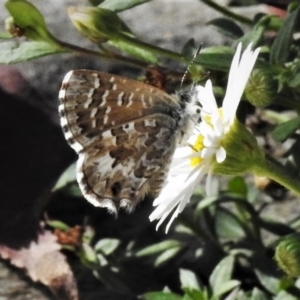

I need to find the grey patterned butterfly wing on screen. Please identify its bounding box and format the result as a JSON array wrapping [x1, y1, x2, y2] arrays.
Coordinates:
[[58, 70, 185, 213]]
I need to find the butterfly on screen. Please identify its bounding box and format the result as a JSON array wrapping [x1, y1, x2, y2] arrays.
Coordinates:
[[58, 70, 201, 213]]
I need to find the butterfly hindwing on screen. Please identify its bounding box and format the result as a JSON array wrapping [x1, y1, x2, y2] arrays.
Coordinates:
[[76, 117, 178, 211]]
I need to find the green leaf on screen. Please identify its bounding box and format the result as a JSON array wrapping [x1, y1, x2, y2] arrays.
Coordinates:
[[215, 208, 247, 239], [275, 291, 300, 300], [136, 240, 183, 257], [94, 238, 120, 255], [109, 38, 158, 63], [88, 0, 104, 5], [207, 18, 244, 39], [270, 6, 300, 64], [154, 246, 183, 267], [271, 116, 300, 142], [82, 226, 95, 245], [195, 50, 267, 72], [99, 0, 151, 12], [213, 280, 240, 297], [195, 195, 219, 212], [46, 220, 71, 231], [97, 253, 108, 266], [252, 255, 281, 294], [182, 288, 208, 300], [81, 243, 98, 264], [60, 182, 82, 197], [209, 255, 235, 295], [255, 268, 280, 294], [238, 18, 266, 47], [180, 269, 200, 290], [196, 46, 233, 70], [0, 41, 66, 64], [52, 165, 82, 197], [251, 288, 269, 300], [52, 163, 76, 191], [227, 176, 248, 198], [289, 72, 300, 88], [141, 292, 182, 300], [5, 0, 58, 44], [0, 32, 13, 39]]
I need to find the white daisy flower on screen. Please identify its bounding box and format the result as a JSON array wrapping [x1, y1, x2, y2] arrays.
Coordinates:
[[149, 43, 261, 233]]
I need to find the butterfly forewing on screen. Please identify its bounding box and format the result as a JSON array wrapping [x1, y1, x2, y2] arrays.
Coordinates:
[[59, 70, 181, 150], [59, 70, 184, 212]]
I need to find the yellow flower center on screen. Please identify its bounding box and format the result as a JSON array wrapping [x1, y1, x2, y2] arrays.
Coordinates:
[[189, 108, 224, 167], [190, 135, 205, 166]]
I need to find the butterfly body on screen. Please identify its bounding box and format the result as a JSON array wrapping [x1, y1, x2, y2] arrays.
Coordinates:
[[59, 70, 200, 213]]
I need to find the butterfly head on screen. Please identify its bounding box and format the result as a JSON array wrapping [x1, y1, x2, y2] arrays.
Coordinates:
[[175, 84, 202, 144]]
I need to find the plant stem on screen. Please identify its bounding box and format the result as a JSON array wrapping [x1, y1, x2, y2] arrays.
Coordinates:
[[199, 0, 252, 25], [115, 33, 188, 63], [253, 154, 300, 195], [58, 40, 150, 69]]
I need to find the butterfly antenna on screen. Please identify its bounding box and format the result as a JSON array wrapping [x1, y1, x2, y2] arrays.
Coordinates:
[[180, 43, 203, 89]]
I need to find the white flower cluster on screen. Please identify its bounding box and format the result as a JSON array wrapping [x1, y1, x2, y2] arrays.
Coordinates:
[[149, 43, 261, 233]]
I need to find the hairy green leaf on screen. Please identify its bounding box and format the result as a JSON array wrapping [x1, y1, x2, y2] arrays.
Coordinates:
[[0, 41, 66, 64], [270, 6, 300, 64], [209, 255, 235, 295], [99, 0, 150, 12], [272, 116, 300, 142], [95, 238, 120, 255], [136, 240, 183, 257], [208, 18, 244, 39]]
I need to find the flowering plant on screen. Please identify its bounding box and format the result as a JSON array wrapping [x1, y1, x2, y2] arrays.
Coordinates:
[[2, 0, 300, 299]]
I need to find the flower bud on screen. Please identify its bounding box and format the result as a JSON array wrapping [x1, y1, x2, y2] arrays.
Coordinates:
[[5, 0, 58, 44], [68, 7, 122, 43], [244, 69, 276, 108], [275, 233, 300, 277]]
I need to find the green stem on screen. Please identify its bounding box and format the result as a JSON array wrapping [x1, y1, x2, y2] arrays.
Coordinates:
[[115, 33, 188, 63], [253, 154, 300, 195], [58, 40, 150, 69], [178, 214, 223, 250], [199, 0, 252, 25], [57, 34, 190, 69], [232, 199, 263, 246]]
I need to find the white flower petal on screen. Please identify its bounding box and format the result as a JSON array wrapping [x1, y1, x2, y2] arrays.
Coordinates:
[[205, 167, 214, 195], [226, 42, 242, 96], [197, 80, 218, 114], [216, 146, 226, 163], [222, 43, 260, 125], [211, 112, 224, 137], [201, 147, 216, 159]]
